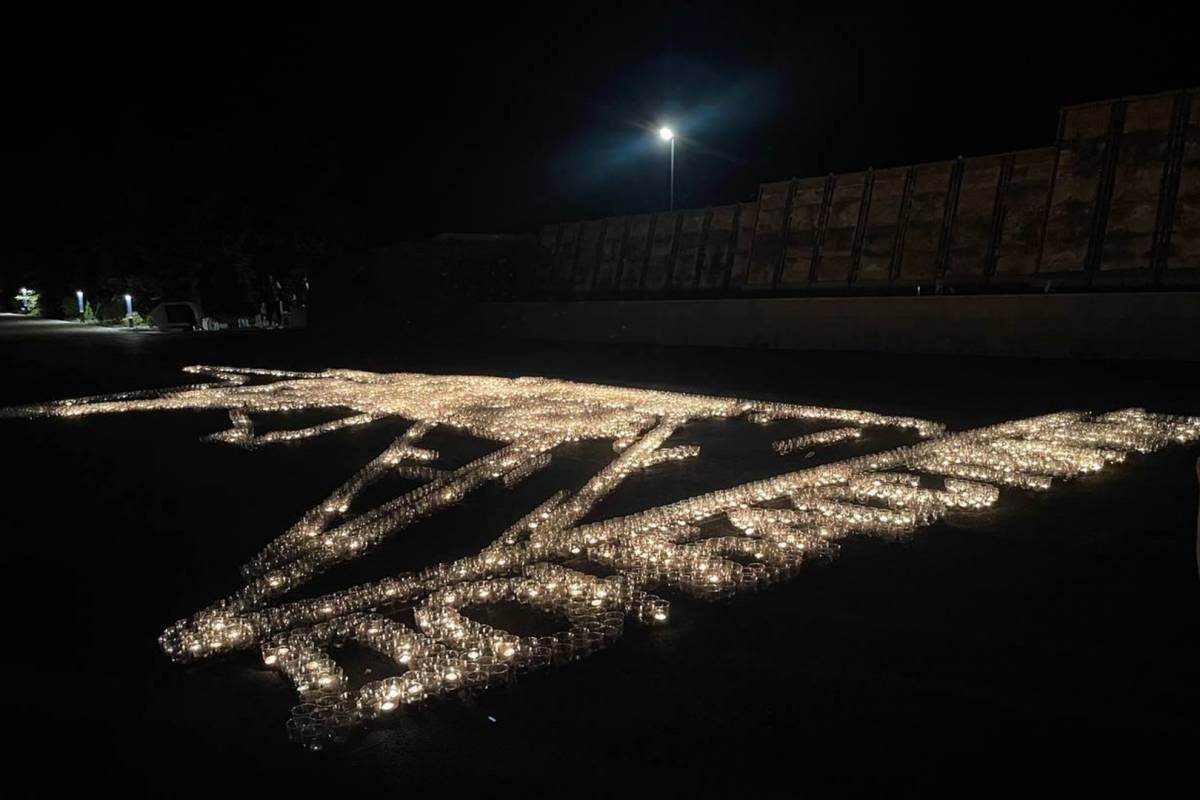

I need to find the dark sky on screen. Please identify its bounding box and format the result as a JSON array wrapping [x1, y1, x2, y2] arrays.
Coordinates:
[[6, 9, 1198, 267]]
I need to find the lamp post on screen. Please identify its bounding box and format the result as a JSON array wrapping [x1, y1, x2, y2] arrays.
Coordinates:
[[124, 293, 133, 319], [76, 290, 84, 317], [658, 126, 675, 211]]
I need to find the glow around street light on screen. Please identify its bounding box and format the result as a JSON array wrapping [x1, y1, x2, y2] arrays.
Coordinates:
[[658, 126, 674, 141]]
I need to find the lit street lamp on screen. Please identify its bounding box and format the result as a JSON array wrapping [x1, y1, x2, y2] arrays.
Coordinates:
[[124, 293, 133, 319], [76, 290, 84, 316], [658, 126, 675, 211]]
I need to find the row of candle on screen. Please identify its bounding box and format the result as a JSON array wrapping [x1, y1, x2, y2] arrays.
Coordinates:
[[261, 407, 1195, 745], [773, 426, 863, 455], [154, 403, 1196, 670], [263, 564, 668, 747], [4, 365, 1196, 749]]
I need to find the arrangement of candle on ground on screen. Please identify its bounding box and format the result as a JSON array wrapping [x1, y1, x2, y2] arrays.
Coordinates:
[[5, 367, 1197, 748], [772, 426, 862, 455]]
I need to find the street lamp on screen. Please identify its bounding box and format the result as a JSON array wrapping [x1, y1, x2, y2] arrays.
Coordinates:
[[76, 290, 84, 316], [124, 293, 133, 319], [658, 126, 675, 211]]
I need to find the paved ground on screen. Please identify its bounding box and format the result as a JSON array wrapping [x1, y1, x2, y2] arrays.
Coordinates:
[[1, 313, 1197, 795]]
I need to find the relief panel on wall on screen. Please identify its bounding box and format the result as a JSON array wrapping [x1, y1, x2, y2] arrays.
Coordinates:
[[593, 217, 626, 293], [572, 220, 605, 294], [946, 156, 1001, 282], [728, 203, 758, 289], [1168, 90, 1200, 270], [670, 209, 708, 292], [552, 222, 581, 289], [618, 215, 653, 292], [779, 177, 828, 288], [536, 224, 559, 289], [746, 181, 791, 288], [994, 149, 1055, 276], [856, 167, 908, 281], [815, 172, 867, 282], [1041, 105, 1112, 273], [642, 212, 680, 292], [897, 161, 955, 282], [698, 205, 737, 291], [1100, 96, 1173, 271]]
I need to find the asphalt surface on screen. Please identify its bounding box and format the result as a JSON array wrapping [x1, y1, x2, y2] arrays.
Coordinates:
[[1, 313, 1197, 795]]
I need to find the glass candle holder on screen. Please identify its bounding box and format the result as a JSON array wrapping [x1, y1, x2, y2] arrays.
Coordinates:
[[642, 598, 670, 625]]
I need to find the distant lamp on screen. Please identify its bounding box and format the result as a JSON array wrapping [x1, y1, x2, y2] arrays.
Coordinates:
[[657, 126, 676, 210], [76, 290, 85, 316], [124, 293, 133, 319]]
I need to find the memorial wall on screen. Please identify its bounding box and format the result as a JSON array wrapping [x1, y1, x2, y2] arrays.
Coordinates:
[[528, 89, 1199, 298]]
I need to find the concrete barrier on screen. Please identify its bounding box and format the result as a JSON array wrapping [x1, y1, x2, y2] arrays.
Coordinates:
[[478, 292, 1200, 360]]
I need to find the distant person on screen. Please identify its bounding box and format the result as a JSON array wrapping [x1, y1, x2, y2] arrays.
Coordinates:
[[282, 282, 293, 327], [262, 273, 273, 326], [264, 274, 282, 327], [295, 275, 309, 309]]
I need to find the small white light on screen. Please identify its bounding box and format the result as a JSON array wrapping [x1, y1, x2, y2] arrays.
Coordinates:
[[658, 126, 674, 141]]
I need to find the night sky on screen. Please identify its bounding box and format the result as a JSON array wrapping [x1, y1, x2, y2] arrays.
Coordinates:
[[5, 10, 1197, 288]]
